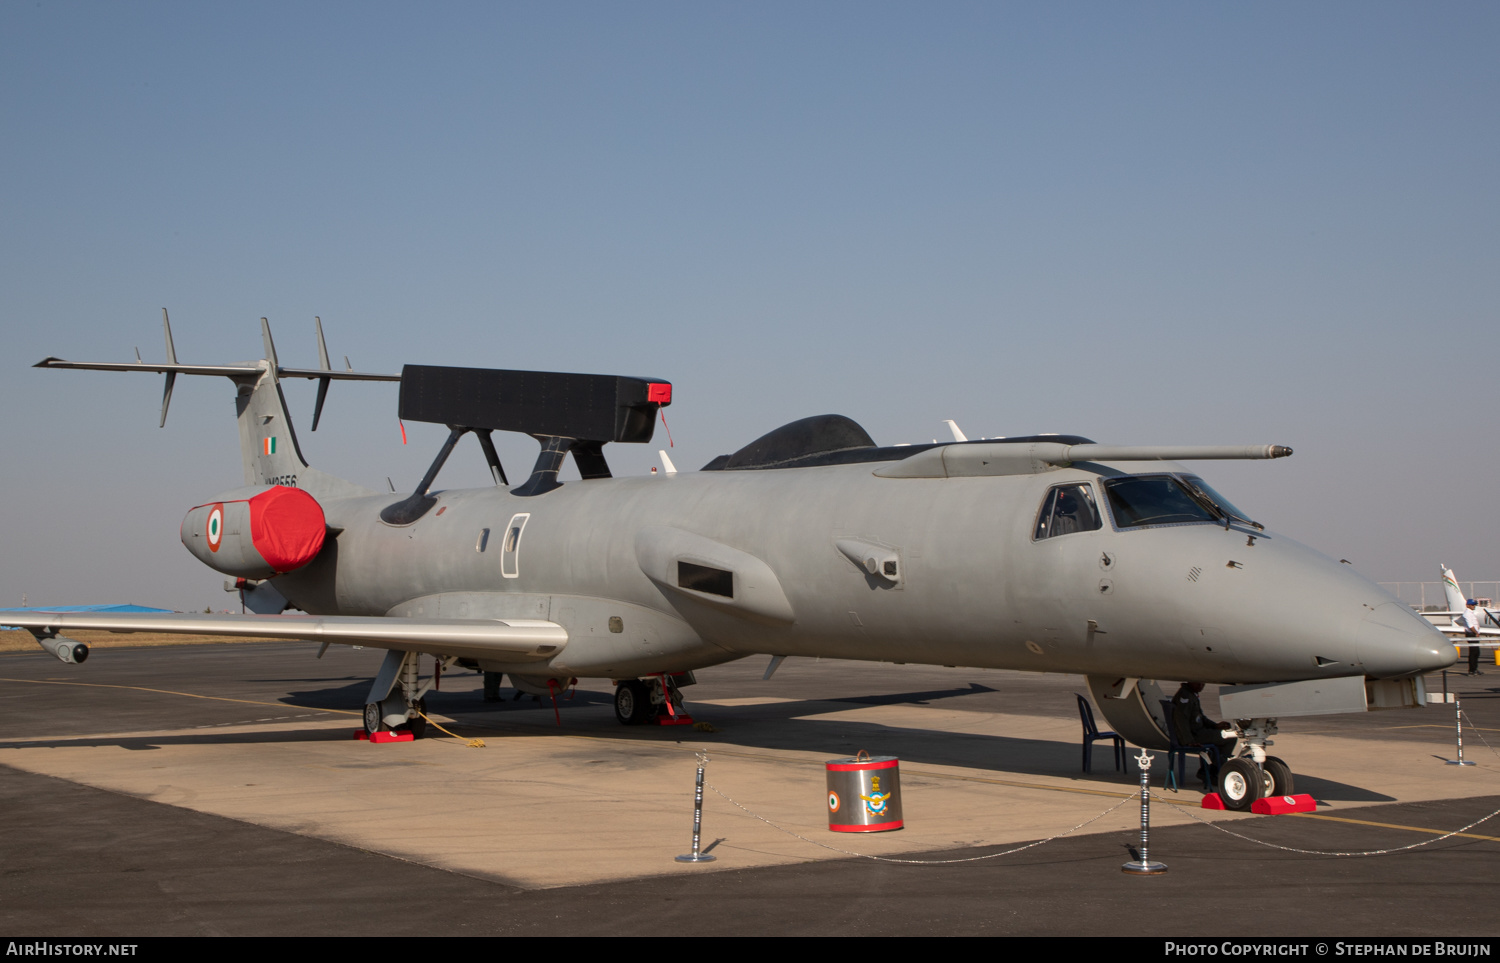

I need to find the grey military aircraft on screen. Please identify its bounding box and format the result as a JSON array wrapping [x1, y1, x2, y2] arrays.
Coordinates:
[[14, 314, 1455, 811]]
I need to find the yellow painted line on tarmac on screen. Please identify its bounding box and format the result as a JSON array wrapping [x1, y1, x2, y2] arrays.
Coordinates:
[[1386, 724, 1498, 732], [1290, 811, 1500, 843], [0, 676, 359, 715]]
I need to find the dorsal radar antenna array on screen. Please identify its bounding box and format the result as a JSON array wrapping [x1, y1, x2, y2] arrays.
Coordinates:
[[380, 365, 675, 524]]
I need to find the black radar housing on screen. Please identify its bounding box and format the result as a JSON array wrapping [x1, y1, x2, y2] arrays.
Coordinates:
[[382, 365, 674, 520], [399, 365, 672, 445]]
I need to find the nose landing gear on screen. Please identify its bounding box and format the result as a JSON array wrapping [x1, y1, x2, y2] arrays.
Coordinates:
[[1215, 717, 1294, 811]]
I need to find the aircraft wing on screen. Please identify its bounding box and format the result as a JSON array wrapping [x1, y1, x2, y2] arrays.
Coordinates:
[[1420, 608, 1500, 639], [3, 611, 567, 662], [1434, 625, 1500, 639]]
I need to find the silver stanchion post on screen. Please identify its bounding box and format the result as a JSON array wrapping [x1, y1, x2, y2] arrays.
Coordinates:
[[1122, 748, 1167, 875], [1445, 696, 1476, 767], [677, 751, 716, 863]]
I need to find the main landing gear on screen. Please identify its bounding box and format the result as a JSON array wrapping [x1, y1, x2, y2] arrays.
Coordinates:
[[1215, 717, 1294, 811], [364, 650, 449, 739], [613, 672, 695, 726]]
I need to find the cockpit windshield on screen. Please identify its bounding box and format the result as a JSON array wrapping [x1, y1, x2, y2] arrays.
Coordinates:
[[1180, 475, 1258, 528], [1103, 475, 1219, 528], [1103, 474, 1260, 530]]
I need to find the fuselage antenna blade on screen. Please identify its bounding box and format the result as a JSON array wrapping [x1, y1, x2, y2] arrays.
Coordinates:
[[260, 318, 280, 376], [159, 308, 177, 427], [314, 317, 331, 370], [311, 317, 332, 431]]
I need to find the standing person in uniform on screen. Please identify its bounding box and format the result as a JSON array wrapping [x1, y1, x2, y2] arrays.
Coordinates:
[[1463, 599, 1484, 676], [1170, 681, 1238, 787]]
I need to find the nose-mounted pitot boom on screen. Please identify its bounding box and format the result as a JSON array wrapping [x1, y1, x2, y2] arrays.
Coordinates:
[[181, 485, 327, 579]]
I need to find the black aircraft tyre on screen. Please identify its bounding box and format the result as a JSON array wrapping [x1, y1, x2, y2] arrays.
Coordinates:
[[1218, 758, 1265, 811], [1263, 756, 1294, 796], [615, 680, 653, 725], [363, 702, 384, 735]]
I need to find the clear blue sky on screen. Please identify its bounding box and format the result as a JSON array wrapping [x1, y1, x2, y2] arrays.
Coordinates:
[[2, 2, 1496, 609]]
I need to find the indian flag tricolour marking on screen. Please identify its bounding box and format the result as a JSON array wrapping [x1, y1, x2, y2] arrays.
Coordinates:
[[263, 437, 276, 455]]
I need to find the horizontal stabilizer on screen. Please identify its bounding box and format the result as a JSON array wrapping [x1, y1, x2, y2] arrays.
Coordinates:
[[7, 611, 567, 662], [34, 357, 399, 382]]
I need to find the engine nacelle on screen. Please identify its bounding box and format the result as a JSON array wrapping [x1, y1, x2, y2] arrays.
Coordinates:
[[181, 485, 327, 579], [37, 635, 88, 664]]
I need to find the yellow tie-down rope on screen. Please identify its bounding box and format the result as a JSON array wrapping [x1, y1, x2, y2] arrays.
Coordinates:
[[414, 708, 486, 748]]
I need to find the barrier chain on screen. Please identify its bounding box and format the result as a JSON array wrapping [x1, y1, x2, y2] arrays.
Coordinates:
[[705, 782, 1134, 865], [1459, 709, 1500, 769], [1155, 715, 1500, 857], [1156, 792, 1500, 857]]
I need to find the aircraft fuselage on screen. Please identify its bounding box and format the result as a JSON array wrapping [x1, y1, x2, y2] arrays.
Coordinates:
[[277, 460, 1451, 686]]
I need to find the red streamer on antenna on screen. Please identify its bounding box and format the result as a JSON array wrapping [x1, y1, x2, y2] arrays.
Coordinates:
[[660, 410, 674, 447], [399, 420, 408, 445]]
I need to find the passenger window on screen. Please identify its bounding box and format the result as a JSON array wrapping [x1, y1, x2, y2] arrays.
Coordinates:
[[1034, 484, 1102, 540]]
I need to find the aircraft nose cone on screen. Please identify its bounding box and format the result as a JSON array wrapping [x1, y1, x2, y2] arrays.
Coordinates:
[[1356, 602, 1456, 677]]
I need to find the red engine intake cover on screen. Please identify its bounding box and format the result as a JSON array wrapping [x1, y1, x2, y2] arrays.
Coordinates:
[[248, 486, 326, 572]]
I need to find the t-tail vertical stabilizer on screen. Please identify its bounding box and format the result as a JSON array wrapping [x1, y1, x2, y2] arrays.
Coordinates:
[[35, 313, 401, 502], [1441, 564, 1468, 616]]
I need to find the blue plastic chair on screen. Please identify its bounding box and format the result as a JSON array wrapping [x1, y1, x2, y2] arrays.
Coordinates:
[[1076, 693, 1125, 773], [1160, 699, 1221, 792]]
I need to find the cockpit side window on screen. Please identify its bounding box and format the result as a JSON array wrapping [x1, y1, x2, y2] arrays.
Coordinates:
[[1103, 475, 1218, 529], [1034, 483, 1102, 540]]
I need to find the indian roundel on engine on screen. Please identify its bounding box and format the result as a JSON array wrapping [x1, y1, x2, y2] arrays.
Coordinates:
[[206, 504, 224, 553]]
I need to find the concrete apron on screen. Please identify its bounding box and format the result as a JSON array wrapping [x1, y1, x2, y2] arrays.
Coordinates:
[[1, 701, 1498, 890]]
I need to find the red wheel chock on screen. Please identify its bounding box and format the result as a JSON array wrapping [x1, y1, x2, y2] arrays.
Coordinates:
[[1251, 793, 1316, 815], [1200, 792, 1317, 813], [353, 730, 414, 743]]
